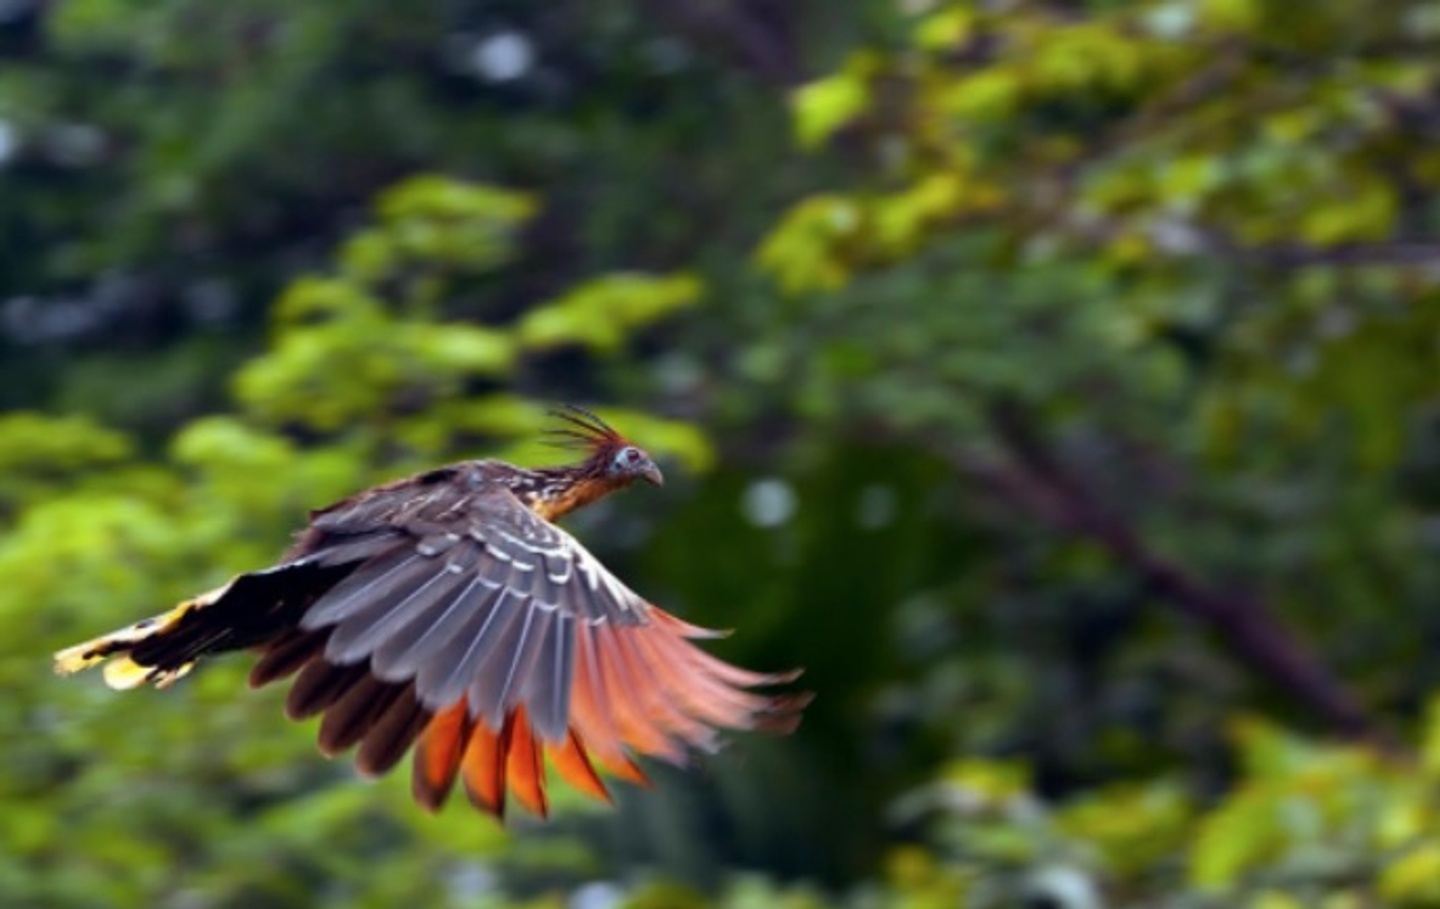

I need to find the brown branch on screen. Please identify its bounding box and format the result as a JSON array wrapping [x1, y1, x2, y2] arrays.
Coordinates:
[[957, 401, 1396, 750]]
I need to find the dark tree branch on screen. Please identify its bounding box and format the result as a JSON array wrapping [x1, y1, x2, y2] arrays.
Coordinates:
[[955, 401, 1396, 750]]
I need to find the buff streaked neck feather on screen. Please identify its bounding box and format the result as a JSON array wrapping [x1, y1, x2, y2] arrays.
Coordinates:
[[528, 474, 629, 522]]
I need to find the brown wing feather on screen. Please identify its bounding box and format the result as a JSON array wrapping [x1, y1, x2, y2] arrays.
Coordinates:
[[568, 625, 651, 785], [549, 730, 611, 804], [461, 715, 513, 817], [412, 701, 471, 812], [249, 628, 328, 689], [285, 660, 368, 720], [318, 675, 403, 756], [357, 686, 431, 777], [505, 707, 549, 817]]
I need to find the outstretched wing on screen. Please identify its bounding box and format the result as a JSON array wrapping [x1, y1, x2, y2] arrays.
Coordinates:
[[265, 479, 805, 817], [56, 467, 806, 818]]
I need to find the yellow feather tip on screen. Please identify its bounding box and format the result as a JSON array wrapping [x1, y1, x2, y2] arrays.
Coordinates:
[[53, 643, 105, 676], [102, 658, 153, 691], [152, 662, 193, 689]]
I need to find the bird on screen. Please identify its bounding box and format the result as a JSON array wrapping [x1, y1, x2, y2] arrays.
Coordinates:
[[54, 405, 808, 819]]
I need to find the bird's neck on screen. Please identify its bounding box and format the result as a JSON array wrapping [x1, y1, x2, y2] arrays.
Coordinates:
[[505, 465, 626, 522]]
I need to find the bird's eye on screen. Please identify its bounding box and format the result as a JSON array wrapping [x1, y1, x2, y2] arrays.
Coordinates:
[[613, 447, 643, 471]]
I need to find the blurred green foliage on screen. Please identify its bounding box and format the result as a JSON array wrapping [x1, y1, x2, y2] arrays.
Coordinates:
[[0, 168, 706, 907], [3, 0, 1440, 907]]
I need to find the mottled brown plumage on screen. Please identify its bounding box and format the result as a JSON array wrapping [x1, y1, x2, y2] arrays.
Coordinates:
[[54, 406, 808, 819]]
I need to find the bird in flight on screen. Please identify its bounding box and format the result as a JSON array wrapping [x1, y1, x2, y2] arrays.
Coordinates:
[[55, 406, 807, 819]]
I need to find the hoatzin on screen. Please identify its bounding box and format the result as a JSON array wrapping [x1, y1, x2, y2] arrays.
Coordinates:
[[55, 407, 807, 819]]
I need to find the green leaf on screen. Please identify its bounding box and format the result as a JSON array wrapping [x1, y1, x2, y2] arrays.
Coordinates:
[[791, 54, 875, 149], [517, 273, 702, 353]]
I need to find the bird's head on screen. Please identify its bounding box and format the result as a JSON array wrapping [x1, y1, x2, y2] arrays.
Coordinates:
[[604, 443, 665, 487], [546, 405, 664, 488]]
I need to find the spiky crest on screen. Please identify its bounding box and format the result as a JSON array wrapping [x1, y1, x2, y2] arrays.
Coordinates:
[[540, 404, 629, 463]]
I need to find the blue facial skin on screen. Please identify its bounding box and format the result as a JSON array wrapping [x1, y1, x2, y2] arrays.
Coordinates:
[[611, 446, 664, 486]]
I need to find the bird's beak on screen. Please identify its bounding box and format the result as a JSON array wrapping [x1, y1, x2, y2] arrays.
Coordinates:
[[640, 460, 665, 487]]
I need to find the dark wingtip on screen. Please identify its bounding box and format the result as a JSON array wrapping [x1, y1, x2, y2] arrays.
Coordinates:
[[412, 777, 448, 814], [753, 691, 815, 734]]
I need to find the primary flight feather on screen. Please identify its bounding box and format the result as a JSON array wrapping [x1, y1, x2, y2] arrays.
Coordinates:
[[54, 406, 808, 819]]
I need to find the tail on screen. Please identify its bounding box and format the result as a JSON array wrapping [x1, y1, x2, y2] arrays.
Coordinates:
[[54, 561, 352, 691], [53, 586, 227, 689]]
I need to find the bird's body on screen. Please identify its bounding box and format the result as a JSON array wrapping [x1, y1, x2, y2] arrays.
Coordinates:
[[55, 408, 806, 819]]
